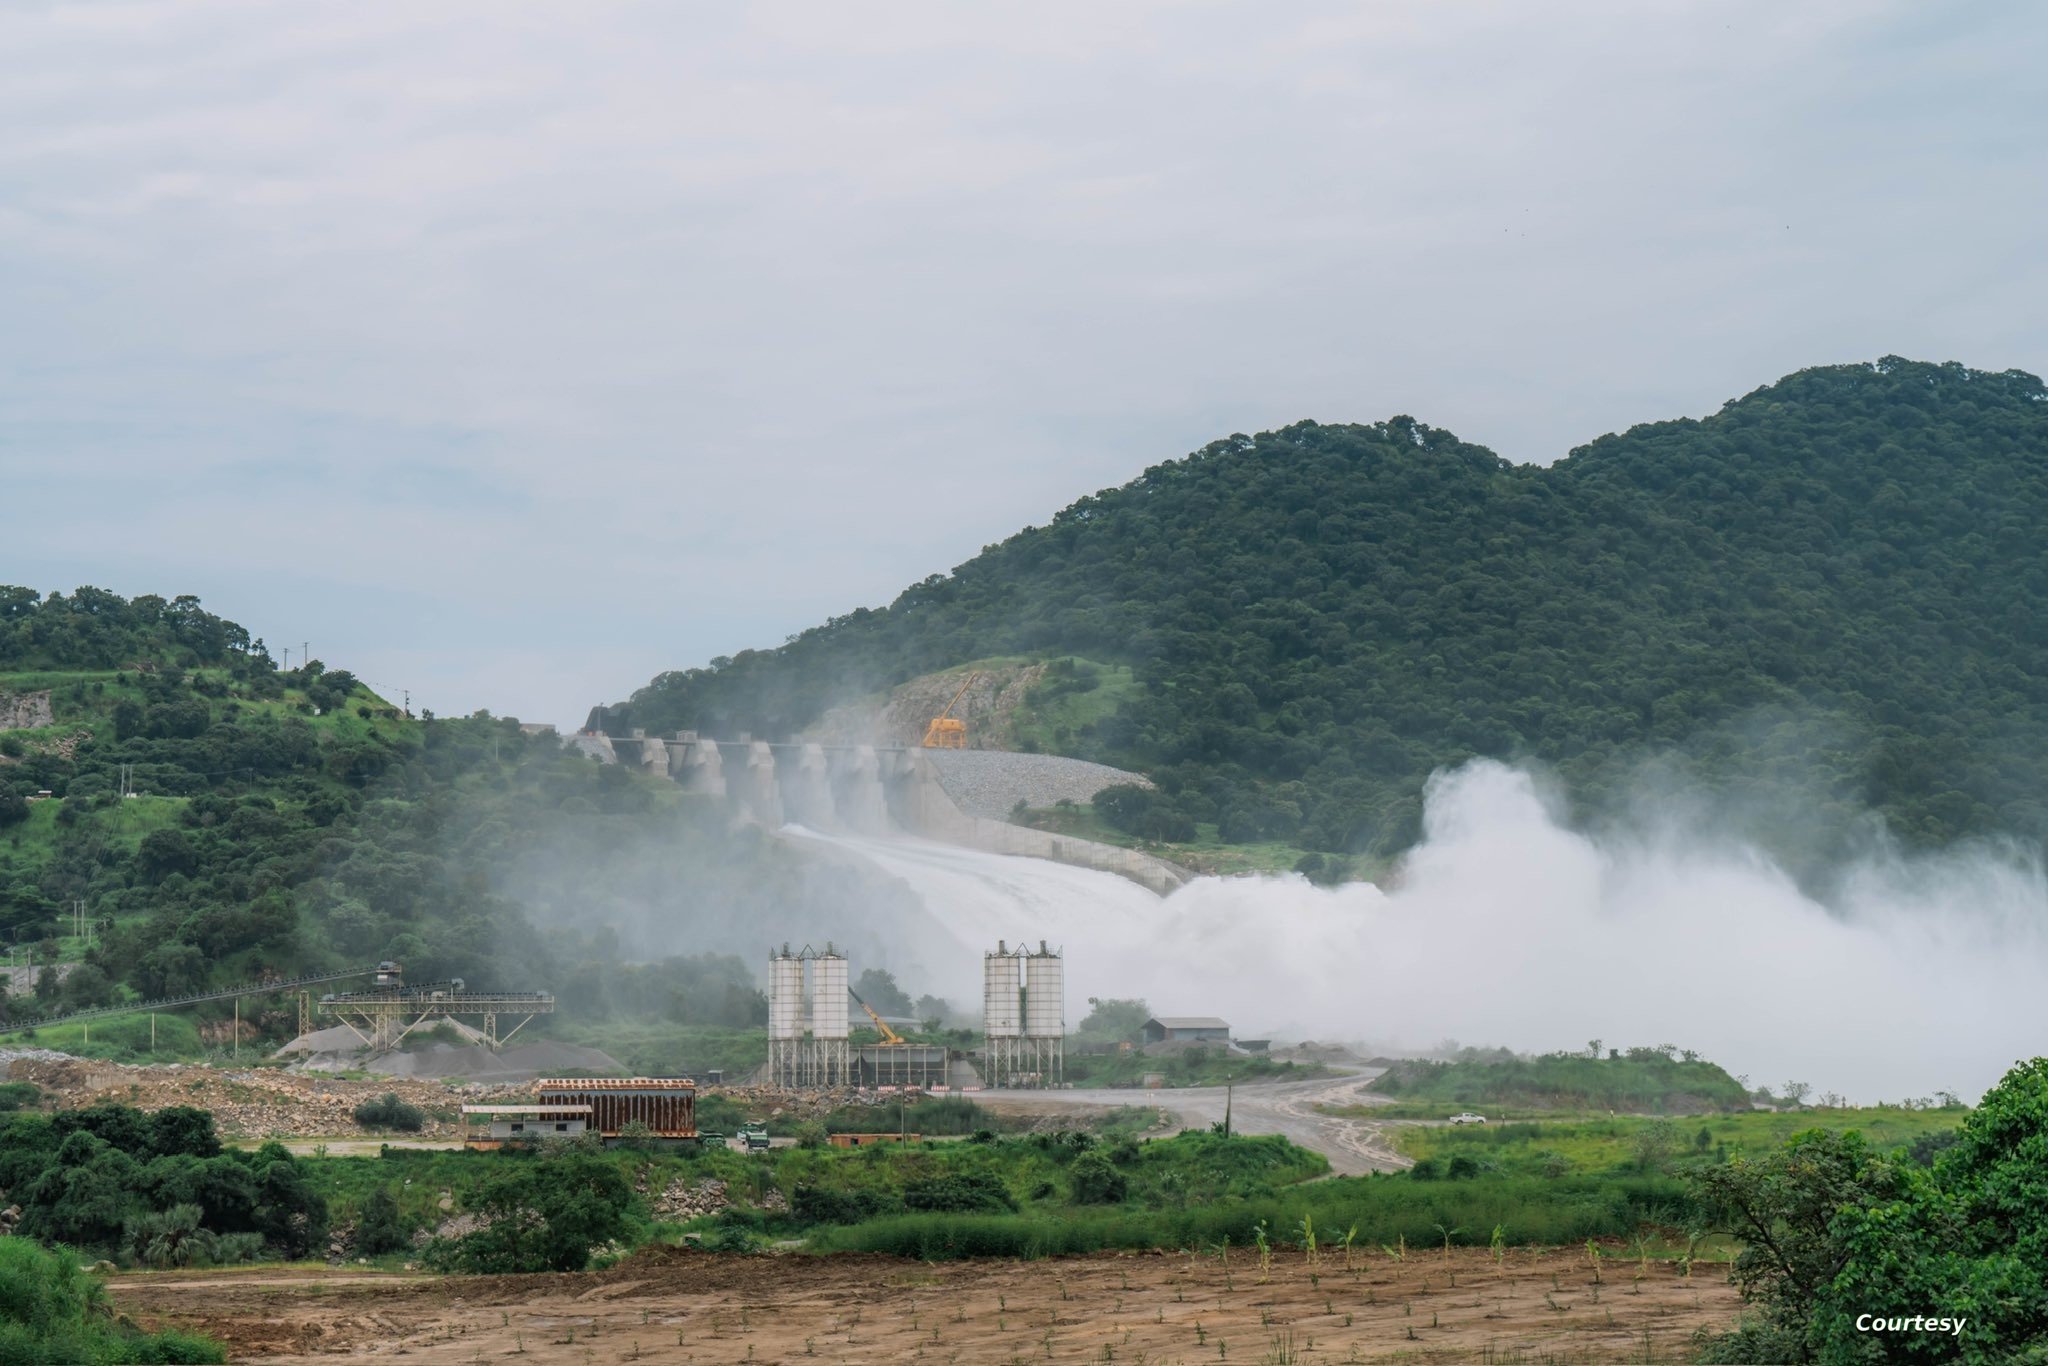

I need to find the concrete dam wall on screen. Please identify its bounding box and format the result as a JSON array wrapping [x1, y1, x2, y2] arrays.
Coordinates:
[[569, 728, 1191, 894]]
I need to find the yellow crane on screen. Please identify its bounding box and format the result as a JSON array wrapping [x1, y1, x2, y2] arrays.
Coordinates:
[[921, 671, 980, 749], [847, 986, 907, 1046]]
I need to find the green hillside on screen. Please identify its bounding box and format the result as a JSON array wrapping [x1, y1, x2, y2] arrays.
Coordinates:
[[607, 357, 2048, 867], [0, 588, 921, 1051]]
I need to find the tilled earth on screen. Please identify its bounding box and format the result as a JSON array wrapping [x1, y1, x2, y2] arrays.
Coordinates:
[[114, 1243, 1743, 1363]]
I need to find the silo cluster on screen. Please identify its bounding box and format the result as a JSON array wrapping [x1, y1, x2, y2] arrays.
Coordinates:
[[766, 943, 852, 1088], [982, 940, 1064, 1088]]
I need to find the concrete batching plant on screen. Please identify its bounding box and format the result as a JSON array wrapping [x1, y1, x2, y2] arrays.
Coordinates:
[[983, 940, 1063, 1087], [767, 943, 852, 1088]]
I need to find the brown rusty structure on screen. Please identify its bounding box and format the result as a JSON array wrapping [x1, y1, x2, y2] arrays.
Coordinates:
[[536, 1077, 696, 1139]]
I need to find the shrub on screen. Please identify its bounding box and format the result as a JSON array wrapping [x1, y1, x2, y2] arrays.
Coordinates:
[[124, 1205, 218, 1269], [352, 1093, 425, 1133], [1070, 1151, 1128, 1205], [904, 1170, 1017, 1215], [791, 1185, 901, 1225], [0, 1235, 225, 1362], [354, 1186, 410, 1257], [427, 1156, 630, 1274]]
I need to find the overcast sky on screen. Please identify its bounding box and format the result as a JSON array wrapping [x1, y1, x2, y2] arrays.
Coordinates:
[[2, 1, 2042, 726]]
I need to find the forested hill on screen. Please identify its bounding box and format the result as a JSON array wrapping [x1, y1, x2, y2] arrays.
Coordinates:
[[609, 357, 2048, 865], [0, 588, 922, 1048]]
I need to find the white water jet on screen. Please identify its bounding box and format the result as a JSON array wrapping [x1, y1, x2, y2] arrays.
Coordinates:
[[793, 760, 2048, 1104]]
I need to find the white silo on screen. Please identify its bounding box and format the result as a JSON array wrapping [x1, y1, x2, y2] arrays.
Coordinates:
[[767, 947, 806, 1089], [983, 946, 1023, 1038], [768, 950, 805, 1041], [809, 952, 850, 1040], [1024, 944, 1064, 1039]]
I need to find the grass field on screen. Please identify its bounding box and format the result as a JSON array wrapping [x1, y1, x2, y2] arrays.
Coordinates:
[[23, 1012, 209, 1060], [1380, 1106, 1964, 1180]]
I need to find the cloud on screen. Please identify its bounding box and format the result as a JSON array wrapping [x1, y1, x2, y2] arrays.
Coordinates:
[[0, 1, 2042, 722]]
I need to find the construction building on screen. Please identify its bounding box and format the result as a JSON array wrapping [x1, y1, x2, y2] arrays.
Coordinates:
[[458, 1103, 591, 1149], [1141, 1015, 1231, 1045], [535, 1077, 697, 1139]]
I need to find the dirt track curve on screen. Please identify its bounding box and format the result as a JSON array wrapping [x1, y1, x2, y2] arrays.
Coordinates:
[[979, 1066, 1408, 1174]]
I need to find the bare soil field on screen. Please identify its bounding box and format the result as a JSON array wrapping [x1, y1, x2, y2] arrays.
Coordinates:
[[114, 1243, 1744, 1363]]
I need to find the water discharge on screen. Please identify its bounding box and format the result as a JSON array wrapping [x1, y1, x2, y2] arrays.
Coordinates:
[[792, 760, 2048, 1103]]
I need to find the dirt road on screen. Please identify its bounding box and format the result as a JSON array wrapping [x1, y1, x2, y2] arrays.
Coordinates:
[[981, 1067, 1408, 1174], [115, 1242, 1741, 1363]]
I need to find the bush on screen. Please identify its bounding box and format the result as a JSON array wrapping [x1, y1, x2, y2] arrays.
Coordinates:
[[903, 1170, 1017, 1214], [353, 1186, 410, 1257], [427, 1156, 631, 1274], [352, 1093, 425, 1133], [124, 1205, 217, 1268], [1069, 1151, 1128, 1205], [0, 1235, 224, 1362], [791, 1185, 902, 1226]]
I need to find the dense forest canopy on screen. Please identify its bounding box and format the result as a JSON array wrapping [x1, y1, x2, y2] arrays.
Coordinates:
[[609, 358, 2048, 866]]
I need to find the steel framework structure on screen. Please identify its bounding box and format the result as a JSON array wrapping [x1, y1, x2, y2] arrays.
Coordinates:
[[317, 988, 554, 1050]]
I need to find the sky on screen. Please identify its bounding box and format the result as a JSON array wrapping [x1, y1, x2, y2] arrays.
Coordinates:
[[2, 1, 2043, 726]]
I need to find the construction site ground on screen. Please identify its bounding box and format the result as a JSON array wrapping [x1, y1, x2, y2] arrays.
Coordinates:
[[113, 1242, 1743, 1363], [5, 1055, 887, 1141], [980, 1065, 1408, 1174]]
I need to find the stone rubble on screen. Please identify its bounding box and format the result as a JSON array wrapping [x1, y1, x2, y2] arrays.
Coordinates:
[[4, 1056, 534, 1138]]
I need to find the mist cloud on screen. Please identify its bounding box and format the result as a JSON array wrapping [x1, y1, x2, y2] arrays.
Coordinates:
[[803, 761, 2048, 1103]]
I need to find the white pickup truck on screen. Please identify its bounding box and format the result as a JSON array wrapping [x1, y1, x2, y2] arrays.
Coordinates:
[[1448, 1112, 1487, 1125]]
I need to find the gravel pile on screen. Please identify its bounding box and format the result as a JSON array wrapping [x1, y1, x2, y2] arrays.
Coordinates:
[[924, 750, 1150, 819], [0, 1047, 76, 1065]]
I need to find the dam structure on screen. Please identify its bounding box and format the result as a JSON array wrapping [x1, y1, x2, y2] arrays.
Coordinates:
[[571, 713, 1189, 894]]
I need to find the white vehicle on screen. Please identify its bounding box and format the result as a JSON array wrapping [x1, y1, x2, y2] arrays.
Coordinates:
[[1448, 1112, 1487, 1125]]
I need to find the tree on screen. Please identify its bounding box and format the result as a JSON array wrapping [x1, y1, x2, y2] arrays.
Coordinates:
[[1689, 1129, 1903, 1362], [1075, 997, 1150, 1045], [434, 1155, 632, 1273], [853, 968, 914, 1017], [354, 1185, 411, 1256], [125, 1203, 218, 1268]]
